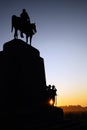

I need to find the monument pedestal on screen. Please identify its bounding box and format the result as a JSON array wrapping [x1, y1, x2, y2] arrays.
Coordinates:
[[0, 39, 64, 128]]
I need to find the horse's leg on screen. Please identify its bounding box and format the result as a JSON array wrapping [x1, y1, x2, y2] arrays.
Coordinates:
[[16, 30, 18, 39], [14, 30, 16, 38], [30, 35, 32, 46], [14, 29, 18, 39], [20, 31, 24, 38], [26, 35, 28, 43]]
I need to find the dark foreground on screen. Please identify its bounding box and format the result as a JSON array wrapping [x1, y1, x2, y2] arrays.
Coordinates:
[[1, 112, 87, 129], [50, 111, 87, 130], [19, 111, 87, 129]]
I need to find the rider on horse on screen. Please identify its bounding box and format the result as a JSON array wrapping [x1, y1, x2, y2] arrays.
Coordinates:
[[11, 10, 37, 44], [20, 9, 31, 38]]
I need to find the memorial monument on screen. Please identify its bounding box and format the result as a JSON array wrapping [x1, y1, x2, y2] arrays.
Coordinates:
[[0, 10, 64, 128]]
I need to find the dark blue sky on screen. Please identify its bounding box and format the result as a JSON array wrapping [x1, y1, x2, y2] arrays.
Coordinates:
[[0, 0, 87, 106]]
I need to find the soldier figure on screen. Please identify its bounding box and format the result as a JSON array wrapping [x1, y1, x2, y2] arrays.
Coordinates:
[[20, 9, 31, 37]]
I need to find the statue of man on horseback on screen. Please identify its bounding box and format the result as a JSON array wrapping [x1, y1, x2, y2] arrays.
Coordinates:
[[11, 9, 37, 45]]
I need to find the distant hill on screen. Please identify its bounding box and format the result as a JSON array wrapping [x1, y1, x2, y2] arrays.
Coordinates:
[[60, 105, 87, 113]]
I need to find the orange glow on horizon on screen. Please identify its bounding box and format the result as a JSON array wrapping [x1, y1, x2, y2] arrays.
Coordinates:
[[56, 94, 87, 107]]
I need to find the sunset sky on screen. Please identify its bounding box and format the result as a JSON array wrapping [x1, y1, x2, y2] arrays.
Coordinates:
[[0, 0, 87, 107]]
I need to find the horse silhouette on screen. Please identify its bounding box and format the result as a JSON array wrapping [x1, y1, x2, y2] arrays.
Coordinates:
[[11, 15, 37, 45]]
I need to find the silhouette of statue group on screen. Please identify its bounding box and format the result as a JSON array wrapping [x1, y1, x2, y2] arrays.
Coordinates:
[[46, 85, 57, 106], [11, 9, 37, 45]]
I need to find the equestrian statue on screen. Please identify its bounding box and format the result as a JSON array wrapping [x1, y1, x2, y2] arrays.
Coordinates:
[[11, 9, 37, 45]]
